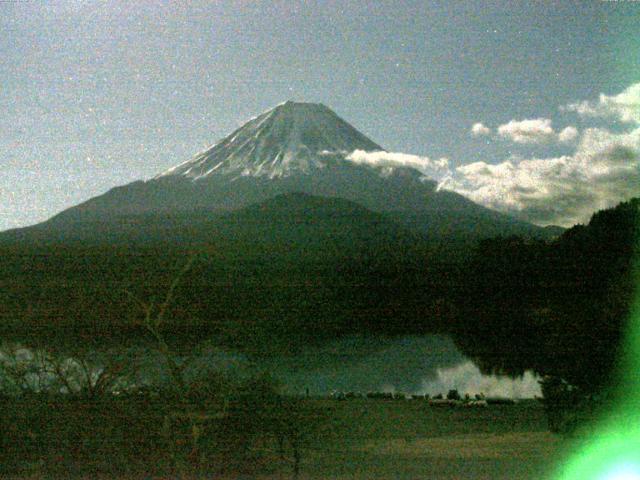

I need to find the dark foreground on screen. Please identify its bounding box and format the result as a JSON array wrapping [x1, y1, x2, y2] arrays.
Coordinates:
[[289, 399, 563, 480], [1, 396, 566, 480]]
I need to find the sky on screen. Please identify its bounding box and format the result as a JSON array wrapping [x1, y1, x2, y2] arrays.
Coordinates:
[[1, 0, 639, 230]]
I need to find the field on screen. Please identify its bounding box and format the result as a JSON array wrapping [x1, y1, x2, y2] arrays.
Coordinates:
[[1, 396, 568, 480], [287, 398, 565, 480]]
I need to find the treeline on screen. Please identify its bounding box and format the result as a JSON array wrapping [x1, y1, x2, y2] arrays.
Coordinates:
[[0, 295, 321, 479], [0, 246, 450, 354], [0, 195, 636, 394], [451, 198, 639, 394], [0, 196, 458, 354], [0, 357, 317, 478]]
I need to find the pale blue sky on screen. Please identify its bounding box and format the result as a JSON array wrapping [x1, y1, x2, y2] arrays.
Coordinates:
[[1, 1, 638, 229]]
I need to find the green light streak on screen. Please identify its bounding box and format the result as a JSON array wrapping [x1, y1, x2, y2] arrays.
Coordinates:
[[554, 421, 640, 479], [553, 223, 640, 480]]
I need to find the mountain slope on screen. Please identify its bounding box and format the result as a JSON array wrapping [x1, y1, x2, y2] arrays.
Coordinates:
[[0, 192, 418, 250], [158, 100, 382, 180], [8, 101, 555, 242], [0, 101, 570, 349], [451, 198, 639, 392], [0, 193, 435, 350]]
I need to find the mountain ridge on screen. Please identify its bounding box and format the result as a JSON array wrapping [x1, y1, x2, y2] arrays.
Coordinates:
[[2, 101, 559, 243], [0, 101, 576, 349], [157, 101, 383, 180]]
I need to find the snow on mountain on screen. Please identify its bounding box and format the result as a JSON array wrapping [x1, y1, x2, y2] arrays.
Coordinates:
[[2, 100, 556, 243], [157, 101, 383, 180]]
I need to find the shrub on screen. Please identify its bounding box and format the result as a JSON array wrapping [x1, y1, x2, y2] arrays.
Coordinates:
[[447, 389, 461, 401]]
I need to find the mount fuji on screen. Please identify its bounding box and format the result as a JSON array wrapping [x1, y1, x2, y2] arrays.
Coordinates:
[[5, 101, 553, 244], [158, 100, 382, 180], [0, 101, 561, 346]]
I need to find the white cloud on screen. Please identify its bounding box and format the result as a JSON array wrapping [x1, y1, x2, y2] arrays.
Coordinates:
[[448, 83, 640, 226], [346, 124, 637, 227], [346, 150, 451, 181], [474, 118, 577, 144], [497, 118, 556, 144], [442, 126, 640, 226], [563, 82, 640, 124], [419, 361, 541, 399], [558, 126, 578, 143], [471, 122, 491, 137], [345, 84, 638, 228]]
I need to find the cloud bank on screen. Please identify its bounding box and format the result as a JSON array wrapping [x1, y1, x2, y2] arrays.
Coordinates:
[[419, 361, 541, 399], [443, 126, 640, 226], [347, 123, 638, 227], [497, 118, 556, 144], [456, 83, 640, 226], [496, 118, 577, 144], [345, 84, 638, 227], [558, 126, 578, 143], [563, 82, 640, 124], [346, 149, 451, 181]]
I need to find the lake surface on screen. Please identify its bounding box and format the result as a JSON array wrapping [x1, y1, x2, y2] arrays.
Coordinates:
[[0, 334, 541, 398], [262, 334, 541, 398]]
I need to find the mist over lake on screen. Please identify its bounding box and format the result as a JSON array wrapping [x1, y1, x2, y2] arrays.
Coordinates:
[[1, 334, 541, 399], [263, 334, 541, 398]]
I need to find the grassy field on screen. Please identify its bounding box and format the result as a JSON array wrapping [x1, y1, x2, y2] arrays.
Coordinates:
[[285, 398, 565, 480], [1, 396, 567, 480]]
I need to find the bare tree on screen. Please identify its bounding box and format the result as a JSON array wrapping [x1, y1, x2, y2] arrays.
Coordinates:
[[126, 256, 196, 392], [125, 256, 215, 470]]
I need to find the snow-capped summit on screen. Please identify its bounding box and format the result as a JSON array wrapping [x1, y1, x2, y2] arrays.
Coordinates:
[[20, 101, 552, 244], [158, 101, 382, 180]]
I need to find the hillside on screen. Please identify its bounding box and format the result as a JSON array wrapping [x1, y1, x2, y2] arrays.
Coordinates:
[[451, 198, 640, 392], [0, 193, 443, 352], [0, 101, 562, 351], [7, 102, 556, 244]]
